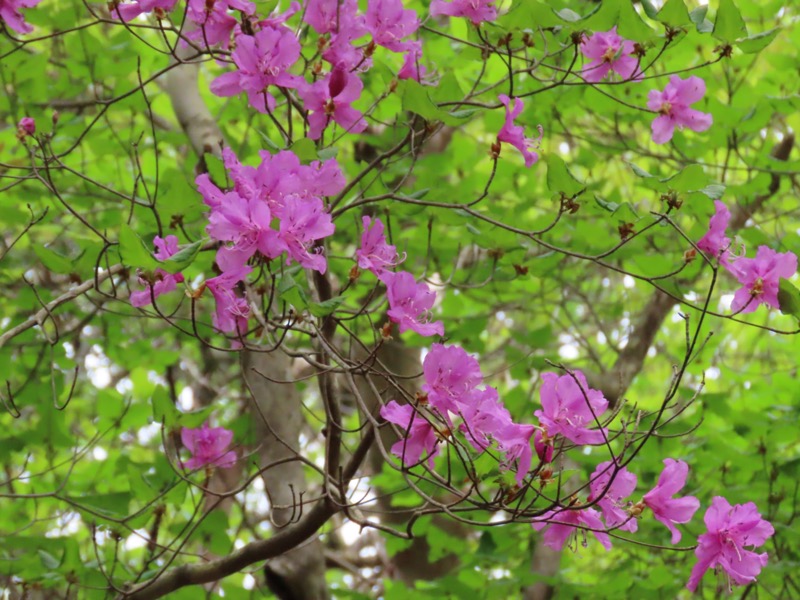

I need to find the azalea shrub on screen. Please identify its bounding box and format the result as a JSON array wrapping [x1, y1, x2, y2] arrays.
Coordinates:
[[1, 0, 799, 598]]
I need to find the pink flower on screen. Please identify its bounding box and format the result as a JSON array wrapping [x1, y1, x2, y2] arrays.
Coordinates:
[[205, 191, 280, 267], [642, 458, 700, 544], [497, 94, 543, 168], [430, 0, 496, 25], [210, 27, 302, 113], [304, 0, 362, 35], [533, 429, 553, 463], [181, 422, 237, 470], [647, 75, 713, 144], [130, 235, 186, 308], [186, 0, 255, 49], [579, 27, 641, 83], [381, 271, 444, 337], [275, 196, 335, 274], [299, 68, 367, 140], [697, 200, 734, 266], [1, 0, 41, 33], [687, 496, 774, 592], [205, 263, 252, 335], [494, 420, 535, 485], [397, 40, 426, 82], [589, 461, 638, 533], [532, 505, 611, 551], [364, 0, 419, 53], [18, 116, 35, 136], [729, 245, 798, 314], [534, 370, 608, 446], [422, 343, 483, 416], [380, 400, 440, 467], [356, 216, 403, 276], [110, 0, 177, 22]]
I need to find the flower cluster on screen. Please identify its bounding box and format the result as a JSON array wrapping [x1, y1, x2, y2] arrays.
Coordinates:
[[180, 421, 237, 470], [697, 201, 798, 314], [130, 235, 186, 308], [193, 147, 343, 334]]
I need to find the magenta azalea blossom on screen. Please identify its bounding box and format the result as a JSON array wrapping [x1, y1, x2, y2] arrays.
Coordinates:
[[532, 505, 611, 551], [642, 458, 700, 544], [589, 461, 638, 533], [299, 68, 367, 139], [210, 27, 302, 113], [579, 27, 641, 83], [533, 429, 553, 463], [430, 0, 496, 25], [275, 196, 335, 274], [181, 422, 237, 470], [729, 245, 798, 314], [381, 271, 444, 337], [185, 0, 255, 49], [205, 263, 252, 335], [304, 0, 362, 35], [356, 216, 403, 276], [380, 400, 440, 467], [18, 116, 35, 136], [687, 496, 774, 592], [397, 40, 426, 82], [497, 94, 543, 168], [647, 75, 713, 144], [130, 236, 186, 308], [205, 191, 280, 267], [534, 370, 608, 446], [422, 343, 483, 416], [110, 0, 177, 22], [364, 0, 420, 53], [1, 0, 41, 33], [495, 421, 535, 485], [697, 200, 734, 266]]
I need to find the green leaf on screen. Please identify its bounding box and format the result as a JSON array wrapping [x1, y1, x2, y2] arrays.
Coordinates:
[[699, 184, 726, 199], [317, 146, 338, 161], [119, 224, 159, 271], [713, 0, 747, 42], [555, 8, 582, 22], [777, 279, 800, 319], [594, 195, 619, 212], [657, 0, 692, 28], [628, 162, 655, 178], [736, 28, 780, 54], [204, 154, 227, 187], [690, 6, 713, 33], [277, 273, 309, 309], [546, 154, 584, 197], [308, 295, 346, 317], [160, 239, 203, 274], [291, 138, 318, 163], [33, 246, 75, 274], [640, 0, 659, 19], [38, 549, 61, 570], [398, 80, 470, 127]]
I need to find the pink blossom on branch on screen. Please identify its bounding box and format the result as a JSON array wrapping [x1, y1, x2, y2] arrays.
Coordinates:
[[17, 116, 35, 138], [642, 458, 700, 544], [687, 496, 774, 592], [647, 75, 713, 144], [497, 94, 543, 168], [534, 370, 608, 446], [205, 263, 252, 335], [304, 0, 362, 35], [1, 0, 40, 33], [422, 343, 483, 416], [380, 271, 444, 337], [299, 68, 367, 140], [210, 27, 302, 114], [697, 200, 735, 267], [364, 0, 420, 53], [579, 27, 641, 83], [274, 196, 335, 274], [185, 0, 255, 49], [531, 504, 612, 551], [729, 245, 797, 314], [110, 0, 176, 23], [356, 216, 403, 277], [589, 461, 638, 533], [181, 422, 237, 470], [380, 400, 440, 467], [130, 235, 186, 308], [430, 0, 497, 25], [397, 40, 426, 82]]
